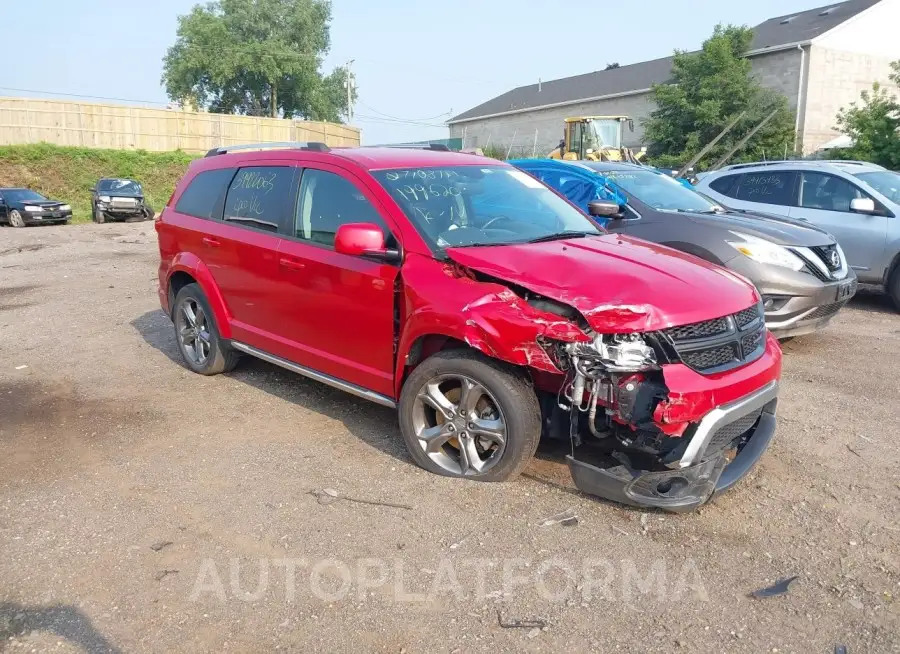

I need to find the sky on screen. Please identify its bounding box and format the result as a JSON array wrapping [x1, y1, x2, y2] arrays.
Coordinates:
[[1, 0, 832, 145]]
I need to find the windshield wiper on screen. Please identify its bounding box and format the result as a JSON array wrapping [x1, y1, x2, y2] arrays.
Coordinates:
[[526, 231, 597, 244]]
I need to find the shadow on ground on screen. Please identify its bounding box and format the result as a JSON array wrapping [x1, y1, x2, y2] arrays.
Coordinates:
[[130, 309, 410, 466], [0, 602, 121, 653]]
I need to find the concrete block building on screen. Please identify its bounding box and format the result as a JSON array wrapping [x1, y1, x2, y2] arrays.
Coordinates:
[[448, 0, 900, 156]]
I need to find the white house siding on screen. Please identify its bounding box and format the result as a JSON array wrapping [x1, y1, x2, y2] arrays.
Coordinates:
[[448, 92, 656, 156], [802, 0, 900, 151]]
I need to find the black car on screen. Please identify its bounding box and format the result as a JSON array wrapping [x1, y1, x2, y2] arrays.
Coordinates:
[[0, 188, 72, 227], [91, 178, 154, 223], [512, 160, 858, 339]]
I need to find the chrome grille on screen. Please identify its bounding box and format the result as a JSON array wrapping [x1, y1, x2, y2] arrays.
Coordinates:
[[811, 244, 842, 272], [662, 302, 766, 374]]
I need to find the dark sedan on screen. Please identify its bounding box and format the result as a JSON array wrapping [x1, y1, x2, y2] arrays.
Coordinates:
[[0, 188, 72, 227], [511, 159, 858, 339], [92, 178, 154, 223]]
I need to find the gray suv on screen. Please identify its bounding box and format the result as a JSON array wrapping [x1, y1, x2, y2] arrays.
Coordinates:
[[697, 161, 900, 309]]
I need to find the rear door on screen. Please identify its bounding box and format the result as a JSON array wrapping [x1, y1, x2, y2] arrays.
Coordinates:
[[726, 171, 798, 216], [789, 171, 888, 278], [210, 163, 299, 349], [274, 163, 400, 397]]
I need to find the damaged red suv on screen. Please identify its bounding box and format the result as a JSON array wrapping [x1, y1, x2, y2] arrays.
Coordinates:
[[155, 143, 782, 512]]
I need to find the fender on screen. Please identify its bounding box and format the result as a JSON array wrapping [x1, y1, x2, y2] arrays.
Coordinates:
[[166, 252, 233, 340], [659, 240, 726, 266]]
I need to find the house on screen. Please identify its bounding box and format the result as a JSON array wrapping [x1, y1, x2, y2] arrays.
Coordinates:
[[447, 0, 900, 156]]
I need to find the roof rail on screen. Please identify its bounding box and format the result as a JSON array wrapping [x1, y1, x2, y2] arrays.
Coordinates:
[[371, 143, 453, 152], [719, 159, 884, 172], [204, 141, 331, 157]]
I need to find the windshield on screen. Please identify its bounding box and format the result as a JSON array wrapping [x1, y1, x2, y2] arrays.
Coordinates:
[[587, 167, 719, 212], [371, 165, 601, 250], [98, 179, 142, 194], [2, 189, 47, 203], [854, 171, 900, 203]]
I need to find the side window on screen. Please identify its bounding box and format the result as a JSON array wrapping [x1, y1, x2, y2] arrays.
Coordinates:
[[294, 169, 388, 247], [798, 172, 865, 212], [175, 168, 235, 219], [709, 174, 739, 197], [733, 171, 796, 206], [223, 166, 296, 233]]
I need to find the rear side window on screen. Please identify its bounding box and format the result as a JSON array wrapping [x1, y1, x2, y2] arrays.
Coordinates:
[[175, 168, 235, 219], [708, 174, 739, 196], [732, 171, 796, 206], [224, 166, 297, 233]]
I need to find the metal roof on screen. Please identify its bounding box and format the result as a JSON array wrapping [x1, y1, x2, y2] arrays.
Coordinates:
[[448, 0, 881, 124]]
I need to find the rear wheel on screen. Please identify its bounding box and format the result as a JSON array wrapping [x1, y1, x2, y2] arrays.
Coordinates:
[[172, 283, 240, 375], [398, 350, 541, 482], [888, 268, 900, 312], [8, 210, 25, 228]]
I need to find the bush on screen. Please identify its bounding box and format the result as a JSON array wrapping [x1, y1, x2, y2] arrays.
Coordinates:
[[0, 143, 199, 223]]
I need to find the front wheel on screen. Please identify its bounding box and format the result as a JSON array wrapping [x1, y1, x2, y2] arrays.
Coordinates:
[[888, 268, 900, 312], [398, 349, 541, 482], [8, 210, 25, 228]]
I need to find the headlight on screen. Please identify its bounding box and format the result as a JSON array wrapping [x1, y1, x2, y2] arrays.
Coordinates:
[[60, 204, 71, 211], [568, 333, 658, 372], [99, 195, 111, 203], [726, 231, 804, 271], [24, 205, 43, 212]]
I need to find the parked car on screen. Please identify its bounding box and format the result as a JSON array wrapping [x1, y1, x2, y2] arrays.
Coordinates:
[[0, 188, 72, 227], [511, 159, 857, 339], [696, 160, 900, 310], [91, 178, 154, 223], [155, 142, 782, 512]]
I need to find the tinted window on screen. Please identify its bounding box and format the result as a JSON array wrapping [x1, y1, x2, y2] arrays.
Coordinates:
[[798, 172, 867, 212], [732, 171, 796, 206], [175, 168, 234, 219], [224, 166, 296, 233], [295, 169, 387, 247], [709, 175, 739, 196], [3, 189, 47, 203]]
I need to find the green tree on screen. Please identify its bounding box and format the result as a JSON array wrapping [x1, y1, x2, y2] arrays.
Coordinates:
[[643, 25, 795, 169], [830, 61, 900, 168], [162, 0, 354, 121]]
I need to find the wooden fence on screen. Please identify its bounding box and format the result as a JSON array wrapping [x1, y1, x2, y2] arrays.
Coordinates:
[[0, 97, 360, 153]]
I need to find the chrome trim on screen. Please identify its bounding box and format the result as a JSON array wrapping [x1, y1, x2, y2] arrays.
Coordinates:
[[790, 244, 849, 281], [230, 341, 397, 408], [679, 380, 779, 468]]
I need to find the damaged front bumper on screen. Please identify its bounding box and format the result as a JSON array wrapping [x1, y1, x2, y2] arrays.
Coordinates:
[[567, 380, 779, 512]]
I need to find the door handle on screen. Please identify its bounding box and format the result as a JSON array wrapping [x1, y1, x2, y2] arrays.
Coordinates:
[[201, 237, 221, 247], [279, 257, 306, 271]]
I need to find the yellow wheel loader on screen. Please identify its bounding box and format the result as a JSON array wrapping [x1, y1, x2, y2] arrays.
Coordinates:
[[548, 116, 646, 163]]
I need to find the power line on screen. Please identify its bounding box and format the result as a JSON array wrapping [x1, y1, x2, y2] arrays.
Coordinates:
[[357, 100, 452, 123], [0, 86, 169, 106]]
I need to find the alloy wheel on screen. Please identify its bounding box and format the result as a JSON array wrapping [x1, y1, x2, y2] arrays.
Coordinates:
[[176, 297, 211, 365]]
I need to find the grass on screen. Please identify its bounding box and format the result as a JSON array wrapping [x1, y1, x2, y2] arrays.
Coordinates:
[[0, 143, 199, 224]]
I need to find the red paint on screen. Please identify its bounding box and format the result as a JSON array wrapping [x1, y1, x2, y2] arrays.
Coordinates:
[[157, 146, 781, 436]]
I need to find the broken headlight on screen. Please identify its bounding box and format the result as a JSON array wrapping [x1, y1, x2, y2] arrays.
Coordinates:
[[566, 333, 658, 374]]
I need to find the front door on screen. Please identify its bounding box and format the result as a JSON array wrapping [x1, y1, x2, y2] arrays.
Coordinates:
[[275, 163, 400, 397], [788, 171, 888, 280]]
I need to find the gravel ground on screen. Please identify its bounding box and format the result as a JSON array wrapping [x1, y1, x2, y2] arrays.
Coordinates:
[[1, 223, 898, 654]]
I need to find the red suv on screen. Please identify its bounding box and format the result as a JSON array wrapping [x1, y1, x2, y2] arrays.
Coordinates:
[[155, 143, 782, 512]]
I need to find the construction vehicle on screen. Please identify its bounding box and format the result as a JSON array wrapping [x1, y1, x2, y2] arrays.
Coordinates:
[[548, 116, 647, 163]]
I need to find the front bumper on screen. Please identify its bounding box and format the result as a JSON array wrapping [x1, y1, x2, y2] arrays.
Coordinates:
[[568, 369, 780, 512], [725, 255, 858, 339], [24, 210, 71, 223]]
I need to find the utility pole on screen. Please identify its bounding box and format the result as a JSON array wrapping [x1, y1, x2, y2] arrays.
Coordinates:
[[345, 59, 355, 124]]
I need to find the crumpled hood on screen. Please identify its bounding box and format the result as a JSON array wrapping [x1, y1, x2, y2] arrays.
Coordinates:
[[446, 234, 759, 333], [682, 209, 834, 246]]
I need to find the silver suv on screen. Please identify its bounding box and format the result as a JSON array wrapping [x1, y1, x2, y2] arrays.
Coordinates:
[[697, 161, 900, 309]]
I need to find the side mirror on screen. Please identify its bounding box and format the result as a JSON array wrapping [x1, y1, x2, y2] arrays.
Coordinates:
[[850, 197, 876, 214], [588, 200, 623, 218], [335, 223, 400, 262]]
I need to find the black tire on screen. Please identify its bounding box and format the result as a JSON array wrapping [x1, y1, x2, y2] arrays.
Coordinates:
[[93, 206, 106, 224], [143, 205, 155, 220], [172, 282, 240, 375], [8, 210, 26, 228], [398, 349, 541, 482], [888, 268, 900, 312]]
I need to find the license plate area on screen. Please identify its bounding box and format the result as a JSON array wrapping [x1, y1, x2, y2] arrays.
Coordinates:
[[836, 280, 856, 301]]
